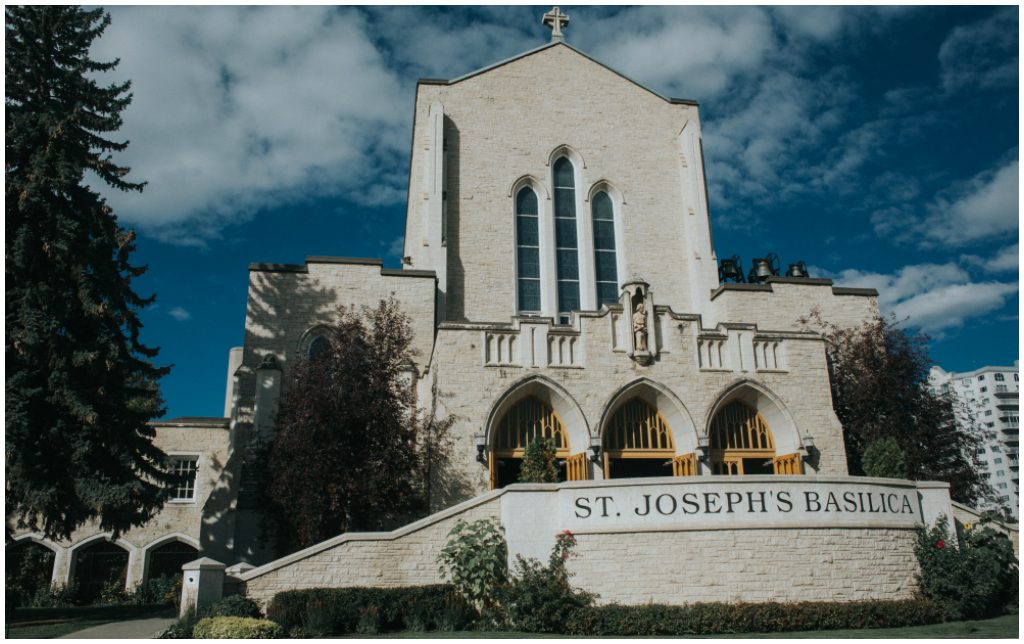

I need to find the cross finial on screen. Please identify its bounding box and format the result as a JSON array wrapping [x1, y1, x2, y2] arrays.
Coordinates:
[[542, 6, 570, 42]]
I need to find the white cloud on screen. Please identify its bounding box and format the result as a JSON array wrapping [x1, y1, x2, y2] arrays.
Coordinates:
[[834, 263, 1017, 334], [938, 9, 1018, 93], [586, 7, 775, 99], [875, 158, 1019, 248], [962, 243, 1020, 274], [924, 159, 1019, 246], [90, 7, 408, 244], [168, 306, 191, 322], [385, 235, 404, 258]]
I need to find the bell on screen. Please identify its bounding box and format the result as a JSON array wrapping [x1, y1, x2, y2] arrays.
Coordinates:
[[786, 261, 808, 278], [718, 255, 744, 283], [749, 258, 773, 283]]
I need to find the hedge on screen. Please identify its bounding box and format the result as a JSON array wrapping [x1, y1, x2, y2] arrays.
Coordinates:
[[192, 616, 284, 639], [563, 599, 942, 636], [265, 585, 474, 636]]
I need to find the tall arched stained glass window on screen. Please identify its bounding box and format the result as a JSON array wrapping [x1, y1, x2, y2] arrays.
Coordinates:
[[553, 157, 579, 323], [591, 191, 618, 307], [515, 187, 541, 314]]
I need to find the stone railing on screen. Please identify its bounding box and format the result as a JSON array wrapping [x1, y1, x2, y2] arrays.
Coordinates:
[[484, 331, 518, 366], [753, 338, 785, 371], [697, 335, 727, 370], [547, 334, 580, 368]]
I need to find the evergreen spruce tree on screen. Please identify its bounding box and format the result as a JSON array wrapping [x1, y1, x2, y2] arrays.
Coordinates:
[[6, 6, 170, 540], [519, 437, 559, 483]]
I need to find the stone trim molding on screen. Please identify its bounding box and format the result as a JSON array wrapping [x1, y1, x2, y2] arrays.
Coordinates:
[[248, 256, 436, 279], [710, 281, 880, 301]]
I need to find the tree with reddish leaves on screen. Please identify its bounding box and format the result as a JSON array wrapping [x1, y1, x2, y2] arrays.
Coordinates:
[[804, 312, 994, 507], [259, 298, 452, 553]]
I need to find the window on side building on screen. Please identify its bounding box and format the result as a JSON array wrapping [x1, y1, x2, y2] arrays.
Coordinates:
[[170, 457, 199, 501]]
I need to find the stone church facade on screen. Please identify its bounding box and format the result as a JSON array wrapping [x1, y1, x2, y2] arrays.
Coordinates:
[[10, 27, 897, 599]]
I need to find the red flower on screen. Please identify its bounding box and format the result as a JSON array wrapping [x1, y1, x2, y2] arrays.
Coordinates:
[[935, 539, 945, 549], [562, 551, 569, 561]]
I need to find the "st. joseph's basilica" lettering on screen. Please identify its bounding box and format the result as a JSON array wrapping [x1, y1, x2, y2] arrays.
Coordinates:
[[573, 489, 916, 519]]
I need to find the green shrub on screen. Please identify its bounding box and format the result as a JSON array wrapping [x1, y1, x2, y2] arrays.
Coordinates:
[[266, 585, 474, 635], [98, 579, 133, 605], [563, 599, 941, 636], [132, 575, 182, 606], [861, 437, 907, 479], [518, 437, 558, 483], [158, 595, 262, 638], [208, 594, 261, 618], [500, 529, 594, 632], [915, 514, 1018, 620], [192, 616, 283, 639], [437, 518, 508, 610]]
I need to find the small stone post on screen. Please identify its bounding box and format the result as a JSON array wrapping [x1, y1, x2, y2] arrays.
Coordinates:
[[179, 557, 226, 618]]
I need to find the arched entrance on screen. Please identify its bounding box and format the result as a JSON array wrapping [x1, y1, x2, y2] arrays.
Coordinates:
[[708, 401, 802, 475], [602, 399, 698, 478], [145, 540, 199, 583], [6, 540, 56, 606], [73, 539, 129, 603], [490, 396, 571, 488]]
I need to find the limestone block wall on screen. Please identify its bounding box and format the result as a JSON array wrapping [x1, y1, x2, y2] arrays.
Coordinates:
[[710, 280, 879, 331], [951, 501, 1020, 557], [407, 44, 718, 323], [6, 419, 232, 589], [242, 258, 437, 386], [429, 304, 851, 501], [241, 493, 502, 607], [568, 528, 918, 605], [238, 478, 945, 609]]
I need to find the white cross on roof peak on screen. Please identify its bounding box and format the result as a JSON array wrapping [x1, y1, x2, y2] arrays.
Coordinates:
[[542, 6, 569, 42]]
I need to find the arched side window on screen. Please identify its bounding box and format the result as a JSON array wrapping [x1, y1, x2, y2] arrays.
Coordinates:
[[515, 187, 541, 314], [73, 540, 129, 603], [553, 157, 579, 323], [307, 335, 331, 361], [591, 191, 618, 307]]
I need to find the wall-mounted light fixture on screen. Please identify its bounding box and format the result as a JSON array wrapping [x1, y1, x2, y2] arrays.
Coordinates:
[[474, 433, 487, 465], [589, 435, 602, 464]]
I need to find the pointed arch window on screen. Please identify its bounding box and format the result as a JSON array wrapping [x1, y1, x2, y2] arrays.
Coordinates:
[[591, 190, 618, 307], [553, 157, 579, 323], [515, 187, 541, 314], [490, 396, 570, 488], [708, 401, 801, 475]]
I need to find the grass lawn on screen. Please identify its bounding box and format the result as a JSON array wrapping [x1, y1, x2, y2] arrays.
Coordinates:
[[345, 613, 1018, 639], [5, 604, 175, 639]]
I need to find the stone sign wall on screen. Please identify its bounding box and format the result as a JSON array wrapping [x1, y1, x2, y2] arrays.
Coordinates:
[[238, 475, 952, 608]]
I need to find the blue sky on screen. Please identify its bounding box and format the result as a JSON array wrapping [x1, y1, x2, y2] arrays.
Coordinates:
[[88, 5, 1019, 419]]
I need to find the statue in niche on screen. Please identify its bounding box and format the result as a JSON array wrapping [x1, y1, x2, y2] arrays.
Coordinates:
[[632, 301, 648, 353]]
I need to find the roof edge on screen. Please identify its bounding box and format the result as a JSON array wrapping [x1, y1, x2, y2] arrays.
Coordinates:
[[419, 41, 699, 108]]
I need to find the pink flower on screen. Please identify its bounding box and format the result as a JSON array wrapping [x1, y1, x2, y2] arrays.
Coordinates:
[[562, 551, 569, 561]]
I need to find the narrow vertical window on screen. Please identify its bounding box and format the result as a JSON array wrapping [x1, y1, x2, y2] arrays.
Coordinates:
[[515, 187, 541, 314], [553, 157, 579, 323], [591, 191, 618, 306]]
